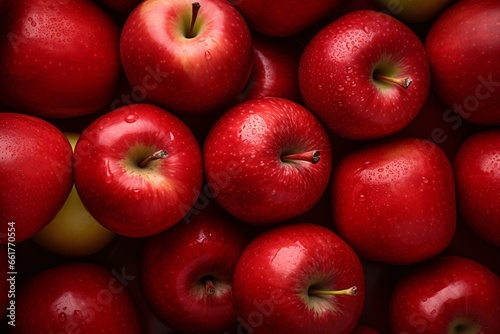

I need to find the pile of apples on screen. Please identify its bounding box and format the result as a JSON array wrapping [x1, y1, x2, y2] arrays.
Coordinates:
[[1, 0, 499, 333]]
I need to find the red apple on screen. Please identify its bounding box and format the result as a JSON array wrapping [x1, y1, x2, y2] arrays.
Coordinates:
[[120, 0, 253, 114], [390, 256, 500, 334], [0, 0, 121, 118], [203, 97, 332, 224], [235, 33, 303, 105], [232, 223, 365, 334], [453, 129, 500, 247], [15, 262, 142, 333], [141, 204, 249, 334], [73, 103, 203, 237], [332, 137, 456, 264], [425, 0, 500, 125], [299, 10, 430, 140], [0, 113, 73, 244], [230, 0, 342, 37]]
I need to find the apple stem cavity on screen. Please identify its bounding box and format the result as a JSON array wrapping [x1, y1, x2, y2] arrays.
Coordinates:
[[187, 2, 201, 39], [373, 72, 412, 89], [309, 286, 358, 297], [204, 279, 216, 296], [139, 150, 168, 168], [281, 150, 320, 164]]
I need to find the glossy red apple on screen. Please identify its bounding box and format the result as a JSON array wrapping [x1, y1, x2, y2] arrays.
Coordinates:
[[141, 204, 249, 334], [299, 10, 430, 140], [0, 0, 121, 118], [231, 0, 342, 37], [390, 256, 500, 334], [425, 0, 500, 125], [332, 137, 456, 264], [15, 262, 142, 333], [203, 97, 332, 224], [120, 0, 253, 114], [454, 129, 500, 247], [232, 223, 365, 334], [73, 103, 203, 237], [0, 113, 73, 244]]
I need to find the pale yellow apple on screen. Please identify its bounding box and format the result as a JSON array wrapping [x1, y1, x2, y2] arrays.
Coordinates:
[[374, 0, 456, 23], [33, 132, 115, 257]]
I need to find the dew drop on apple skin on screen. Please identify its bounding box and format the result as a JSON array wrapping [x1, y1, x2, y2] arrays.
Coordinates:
[[105, 160, 114, 184], [125, 113, 137, 123], [58, 312, 66, 322], [205, 50, 212, 60], [421, 176, 429, 184]]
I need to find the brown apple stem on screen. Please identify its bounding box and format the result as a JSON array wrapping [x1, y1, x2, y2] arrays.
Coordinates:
[[281, 150, 320, 164], [187, 2, 201, 38], [139, 150, 168, 167], [373, 72, 412, 89], [204, 279, 216, 296], [309, 286, 358, 296]]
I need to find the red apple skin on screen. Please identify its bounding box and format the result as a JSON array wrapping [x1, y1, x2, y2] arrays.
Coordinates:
[[332, 137, 456, 265], [0, 113, 73, 243], [73, 104, 203, 237], [0, 0, 121, 118], [231, 0, 342, 37], [120, 0, 253, 115], [425, 0, 500, 125], [390, 256, 500, 334], [235, 33, 303, 105], [141, 204, 250, 334], [232, 223, 365, 334], [203, 97, 332, 224], [15, 262, 142, 333], [299, 10, 430, 140], [453, 130, 500, 247]]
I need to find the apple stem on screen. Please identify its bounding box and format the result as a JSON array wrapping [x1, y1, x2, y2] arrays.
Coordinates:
[[139, 150, 168, 167], [187, 2, 201, 39], [309, 286, 358, 296], [204, 279, 216, 296], [281, 150, 320, 164], [373, 72, 412, 89]]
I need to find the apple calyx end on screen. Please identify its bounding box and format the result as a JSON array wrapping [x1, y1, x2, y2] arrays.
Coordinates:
[[373, 72, 412, 89], [138, 150, 168, 168], [308, 285, 358, 297], [187, 2, 201, 39], [204, 278, 216, 296], [281, 150, 321, 164]]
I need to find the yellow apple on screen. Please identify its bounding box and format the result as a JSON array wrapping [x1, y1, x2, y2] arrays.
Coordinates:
[[374, 0, 456, 23], [33, 132, 115, 257]]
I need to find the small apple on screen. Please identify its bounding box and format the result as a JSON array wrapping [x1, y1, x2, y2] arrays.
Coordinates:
[[453, 129, 500, 247], [15, 262, 142, 333], [74, 103, 203, 237], [0, 113, 73, 244], [425, 0, 500, 125], [373, 0, 456, 23], [203, 97, 332, 224], [332, 137, 456, 264], [141, 204, 249, 334], [232, 223, 365, 334], [390, 256, 500, 334], [0, 0, 121, 118], [299, 10, 430, 140], [120, 0, 253, 114], [33, 132, 115, 257]]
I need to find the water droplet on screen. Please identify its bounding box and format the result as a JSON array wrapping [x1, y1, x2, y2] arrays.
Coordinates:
[[430, 309, 437, 315], [358, 194, 366, 202], [351, 82, 356, 87], [133, 189, 140, 200], [59, 312, 66, 322], [198, 36, 206, 43], [240, 157, 246, 163], [421, 176, 429, 184], [346, 66, 353, 74], [337, 85, 344, 91], [73, 310, 83, 319], [363, 26, 370, 34], [204, 50, 212, 60], [31, 21, 36, 27], [105, 160, 114, 184], [125, 113, 137, 123]]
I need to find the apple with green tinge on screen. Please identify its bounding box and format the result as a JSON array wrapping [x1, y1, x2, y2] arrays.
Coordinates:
[[15, 262, 142, 333], [0, 113, 73, 244], [454, 129, 500, 247], [0, 0, 121, 118], [141, 204, 249, 334], [299, 10, 430, 140], [390, 256, 500, 334], [73, 103, 203, 238], [33, 132, 115, 257], [332, 137, 456, 265], [373, 0, 456, 23], [232, 223, 364, 334], [425, 0, 500, 125], [120, 0, 253, 114], [203, 97, 332, 224]]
